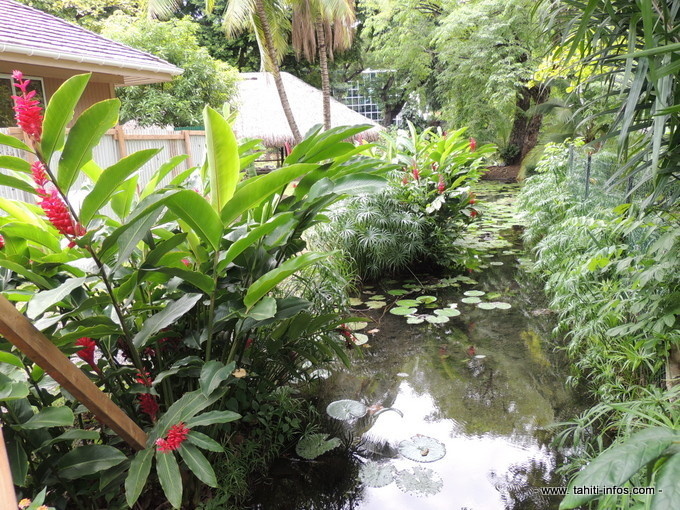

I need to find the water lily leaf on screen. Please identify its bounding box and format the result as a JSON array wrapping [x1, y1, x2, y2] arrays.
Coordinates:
[[461, 297, 481, 304], [491, 302, 512, 309], [425, 315, 449, 324], [295, 433, 341, 460], [416, 295, 437, 304], [395, 466, 444, 497], [402, 283, 421, 289], [349, 298, 364, 306], [434, 308, 460, 317], [384, 279, 398, 284], [359, 462, 395, 488], [353, 333, 369, 345], [326, 399, 367, 420], [406, 316, 425, 324], [387, 289, 408, 296], [365, 301, 386, 309], [390, 306, 417, 316], [486, 292, 502, 300], [368, 294, 385, 300], [489, 261, 504, 266], [463, 290, 485, 297], [477, 302, 497, 310], [346, 322, 367, 331], [398, 436, 446, 463], [394, 299, 418, 307]]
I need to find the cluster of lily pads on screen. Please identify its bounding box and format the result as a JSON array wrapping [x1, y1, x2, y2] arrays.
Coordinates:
[[296, 399, 447, 497]]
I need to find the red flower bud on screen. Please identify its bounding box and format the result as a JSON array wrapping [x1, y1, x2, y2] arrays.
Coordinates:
[[437, 174, 446, 194], [0, 234, 4, 250], [138, 393, 159, 422], [11, 70, 43, 143], [469, 137, 477, 152]]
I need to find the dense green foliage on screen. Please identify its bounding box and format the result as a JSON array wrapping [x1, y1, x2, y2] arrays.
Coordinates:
[[0, 74, 388, 508], [99, 15, 239, 127]]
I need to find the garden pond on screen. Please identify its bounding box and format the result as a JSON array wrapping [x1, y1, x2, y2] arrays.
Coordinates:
[[249, 183, 585, 510]]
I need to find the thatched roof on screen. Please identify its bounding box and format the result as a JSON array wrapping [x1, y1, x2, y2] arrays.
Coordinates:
[[233, 72, 382, 148]]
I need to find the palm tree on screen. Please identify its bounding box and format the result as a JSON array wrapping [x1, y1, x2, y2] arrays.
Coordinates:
[[148, 0, 303, 143], [291, 0, 356, 130]]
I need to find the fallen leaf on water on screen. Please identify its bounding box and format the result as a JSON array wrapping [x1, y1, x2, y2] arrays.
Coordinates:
[[367, 328, 380, 334]]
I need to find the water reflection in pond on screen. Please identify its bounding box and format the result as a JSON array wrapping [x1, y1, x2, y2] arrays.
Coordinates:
[[250, 184, 583, 510]]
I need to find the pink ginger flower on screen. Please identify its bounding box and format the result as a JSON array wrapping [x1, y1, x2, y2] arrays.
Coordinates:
[[11, 71, 43, 143], [0, 234, 4, 250], [31, 161, 49, 187], [469, 137, 477, 152], [412, 166, 420, 181], [156, 422, 190, 452], [39, 189, 86, 238]]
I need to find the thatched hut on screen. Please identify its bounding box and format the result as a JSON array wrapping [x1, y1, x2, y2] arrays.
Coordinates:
[[232, 72, 382, 148]]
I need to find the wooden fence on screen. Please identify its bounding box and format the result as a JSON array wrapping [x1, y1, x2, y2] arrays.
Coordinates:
[[0, 126, 208, 204]]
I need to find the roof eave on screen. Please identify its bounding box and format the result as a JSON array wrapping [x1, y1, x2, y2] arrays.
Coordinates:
[[0, 43, 182, 85]]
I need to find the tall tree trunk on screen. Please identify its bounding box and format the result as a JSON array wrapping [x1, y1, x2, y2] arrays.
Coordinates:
[[316, 22, 331, 130], [506, 84, 550, 165], [254, 0, 302, 144]]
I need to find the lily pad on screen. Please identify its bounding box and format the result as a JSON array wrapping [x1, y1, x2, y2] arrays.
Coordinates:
[[477, 302, 497, 310], [387, 289, 408, 296], [359, 462, 396, 488], [352, 333, 369, 345], [369, 295, 386, 301], [406, 316, 425, 324], [403, 284, 422, 290], [425, 315, 449, 324], [346, 322, 368, 331], [390, 306, 417, 316], [398, 436, 446, 463], [491, 302, 512, 309], [349, 298, 364, 306], [461, 297, 482, 304], [416, 295, 437, 304], [489, 261, 504, 266], [396, 299, 420, 307], [434, 308, 460, 317], [395, 466, 444, 497], [365, 301, 386, 309], [463, 290, 485, 297], [296, 433, 341, 459], [326, 400, 367, 420]]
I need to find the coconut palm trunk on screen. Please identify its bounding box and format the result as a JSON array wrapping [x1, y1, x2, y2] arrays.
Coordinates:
[[253, 0, 302, 143], [315, 23, 331, 130]]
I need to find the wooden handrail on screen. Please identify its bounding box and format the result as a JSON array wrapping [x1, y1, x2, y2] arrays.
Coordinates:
[[0, 425, 18, 510], [0, 295, 147, 451]]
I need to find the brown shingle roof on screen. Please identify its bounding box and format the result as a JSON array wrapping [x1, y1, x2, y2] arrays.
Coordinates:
[[0, 0, 181, 85]]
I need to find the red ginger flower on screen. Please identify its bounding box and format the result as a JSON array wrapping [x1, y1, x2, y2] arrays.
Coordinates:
[[75, 337, 101, 374], [135, 370, 153, 387], [470, 209, 478, 218], [11, 71, 43, 143], [31, 161, 49, 187], [0, 234, 4, 250], [469, 137, 477, 152], [156, 422, 190, 452], [39, 188, 86, 238], [138, 393, 159, 422], [412, 167, 420, 181], [437, 174, 446, 194]]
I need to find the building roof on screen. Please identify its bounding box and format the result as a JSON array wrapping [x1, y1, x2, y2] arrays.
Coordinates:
[[233, 72, 382, 147], [0, 0, 181, 85]]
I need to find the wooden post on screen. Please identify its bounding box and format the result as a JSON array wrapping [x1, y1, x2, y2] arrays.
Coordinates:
[[0, 296, 147, 451], [183, 130, 195, 170], [0, 425, 18, 510], [114, 125, 128, 159]]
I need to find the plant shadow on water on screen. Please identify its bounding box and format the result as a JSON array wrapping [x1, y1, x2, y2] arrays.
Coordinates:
[[249, 183, 585, 510]]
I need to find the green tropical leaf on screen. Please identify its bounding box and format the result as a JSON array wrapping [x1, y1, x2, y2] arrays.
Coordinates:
[[199, 360, 232, 396], [560, 427, 677, 509], [0, 155, 31, 173], [156, 450, 182, 509], [244, 252, 328, 309], [178, 443, 218, 487], [27, 277, 94, 319], [58, 99, 119, 193], [145, 267, 214, 294], [125, 448, 154, 507], [0, 173, 36, 195], [0, 133, 31, 152], [165, 190, 223, 251], [6, 432, 28, 486], [0, 258, 53, 288], [36, 429, 100, 453], [187, 430, 224, 452], [143, 233, 188, 267], [20, 407, 74, 429], [204, 106, 240, 213], [110, 175, 138, 219], [132, 293, 203, 349], [80, 149, 160, 225], [246, 296, 277, 321], [0, 375, 29, 401], [112, 208, 163, 270], [1, 223, 61, 252], [651, 452, 680, 510], [40, 73, 90, 162], [140, 154, 189, 199], [57, 445, 126, 480], [0, 352, 23, 368], [220, 164, 317, 225], [185, 410, 241, 428]]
